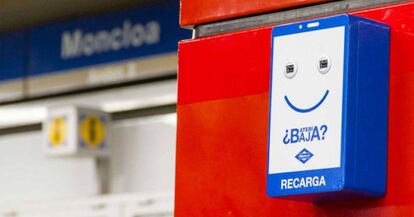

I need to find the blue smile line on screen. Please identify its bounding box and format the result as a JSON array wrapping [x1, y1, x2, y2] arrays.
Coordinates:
[[284, 90, 329, 113]]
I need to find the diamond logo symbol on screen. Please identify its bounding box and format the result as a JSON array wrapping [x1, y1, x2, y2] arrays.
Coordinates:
[[295, 148, 314, 164]]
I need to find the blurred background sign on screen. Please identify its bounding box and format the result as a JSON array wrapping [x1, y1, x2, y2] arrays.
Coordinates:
[[44, 105, 110, 157], [0, 32, 25, 101], [27, 1, 190, 96], [0, 1, 182, 207]]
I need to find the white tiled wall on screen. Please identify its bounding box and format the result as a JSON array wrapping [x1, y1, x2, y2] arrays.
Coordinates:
[[0, 113, 177, 204]]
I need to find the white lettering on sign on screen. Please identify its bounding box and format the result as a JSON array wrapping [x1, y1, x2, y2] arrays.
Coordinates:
[[61, 20, 160, 59], [280, 176, 326, 189]]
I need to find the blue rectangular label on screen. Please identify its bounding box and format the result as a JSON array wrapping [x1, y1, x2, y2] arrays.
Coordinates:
[[28, 1, 190, 76], [267, 168, 343, 196]]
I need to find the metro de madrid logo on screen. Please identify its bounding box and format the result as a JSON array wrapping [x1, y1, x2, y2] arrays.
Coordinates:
[[295, 148, 313, 164]]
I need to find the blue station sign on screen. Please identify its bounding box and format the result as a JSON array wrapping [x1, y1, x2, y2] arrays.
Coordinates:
[[0, 32, 24, 81], [28, 1, 190, 76]]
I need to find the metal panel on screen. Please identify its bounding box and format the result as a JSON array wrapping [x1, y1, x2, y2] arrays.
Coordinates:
[[0, 79, 177, 129], [194, 0, 407, 37], [180, 0, 329, 27], [176, 2, 414, 216]]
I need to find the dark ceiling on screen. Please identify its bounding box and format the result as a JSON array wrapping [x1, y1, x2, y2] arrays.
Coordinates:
[[0, 0, 164, 32]]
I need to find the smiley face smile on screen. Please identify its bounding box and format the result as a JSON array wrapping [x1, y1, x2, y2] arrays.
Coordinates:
[[284, 90, 329, 113]]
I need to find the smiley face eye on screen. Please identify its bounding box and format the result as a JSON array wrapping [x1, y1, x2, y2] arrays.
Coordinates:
[[320, 59, 328, 69], [284, 62, 297, 79], [318, 56, 331, 74]]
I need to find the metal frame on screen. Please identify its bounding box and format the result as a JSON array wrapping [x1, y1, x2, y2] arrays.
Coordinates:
[[0, 104, 176, 136], [194, 0, 407, 38]]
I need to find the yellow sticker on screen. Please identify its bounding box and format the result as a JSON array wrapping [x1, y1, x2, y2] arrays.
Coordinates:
[[48, 117, 67, 146], [80, 116, 106, 148]]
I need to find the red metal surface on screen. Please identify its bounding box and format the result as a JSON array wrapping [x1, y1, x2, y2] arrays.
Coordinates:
[[180, 0, 329, 27], [176, 2, 414, 216]]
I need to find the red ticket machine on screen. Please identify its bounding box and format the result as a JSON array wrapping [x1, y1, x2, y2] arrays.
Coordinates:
[[177, 1, 414, 216]]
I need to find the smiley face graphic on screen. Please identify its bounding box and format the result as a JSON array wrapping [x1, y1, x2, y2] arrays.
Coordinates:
[[282, 56, 331, 113], [268, 25, 345, 175], [284, 89, 329, 113]]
